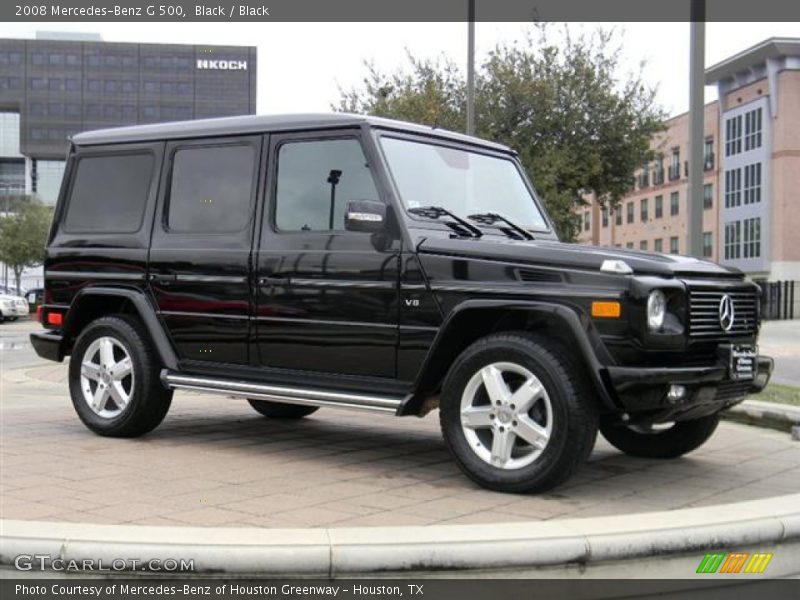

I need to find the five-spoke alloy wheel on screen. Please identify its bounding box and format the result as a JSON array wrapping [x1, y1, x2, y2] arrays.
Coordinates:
[[440, 332, 598, 493], [79, 336, 135, 419], [69, 315, 172, 437], [460, 362, 553, 470]]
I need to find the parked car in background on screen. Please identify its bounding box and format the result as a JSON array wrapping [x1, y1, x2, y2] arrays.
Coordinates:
[[0, 293, 29, 322], [26, 288, 44, 313]]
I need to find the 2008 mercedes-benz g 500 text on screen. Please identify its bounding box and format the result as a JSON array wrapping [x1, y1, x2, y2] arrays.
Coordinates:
[[31, 114, 774, 493]]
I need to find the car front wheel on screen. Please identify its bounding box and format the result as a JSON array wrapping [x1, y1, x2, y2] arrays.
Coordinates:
[[439, 332, 598, 493], [599, 414, 721, 459]]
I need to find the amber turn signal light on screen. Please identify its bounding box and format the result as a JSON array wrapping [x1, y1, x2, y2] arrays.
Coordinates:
[[591, 301, 621, 318]]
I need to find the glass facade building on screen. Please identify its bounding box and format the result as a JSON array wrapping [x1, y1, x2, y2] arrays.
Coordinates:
[[0, 35, 257, 205]]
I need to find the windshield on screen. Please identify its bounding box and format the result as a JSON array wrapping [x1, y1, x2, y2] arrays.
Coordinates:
[[380, 137, 549, 231]]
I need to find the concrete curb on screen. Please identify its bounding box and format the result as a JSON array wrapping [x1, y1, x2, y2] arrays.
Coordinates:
[[724, 399, 800, 433], [1, 494, 798, 576]]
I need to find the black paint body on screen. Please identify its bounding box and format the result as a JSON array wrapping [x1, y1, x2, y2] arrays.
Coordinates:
[[32, 114, 773, 424]]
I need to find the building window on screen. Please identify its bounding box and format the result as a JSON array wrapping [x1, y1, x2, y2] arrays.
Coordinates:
[[743, 163, 762, 204], [669, 236, 679, 254], [85, 104, 103, 118], [744, 107, 762, 151], [65, 78, 80, 92], [144, 81, 158, 93], [725, 114, 743, 156], [66, 53, 81, 67], [161, 82, 177, 95], [583, 211, 590, 231], [703, 183, 713, 209], [724, 221, 742, 260], [65, 104, 81, 118], [725, 168, 742, 208], [653, 156, 665, 185], [177, 82, 193, 95], [122, 80, 137, 93], [743, 217, 761, 258], [639, 240, 648, 251], [669, 147, 681, 180], [601, 207, 608, 227], [0, 158, 26, 194], [704, 137, 715, 170], [87, 79, 101, 92], [29, 78, 46, 90], [29, 102, 44, 117], [104, 80, 120, 93], [48, 53, 63, 66], [47, 78, 61, 91], [87, 54, 101, 67], [670, 191, 679, 216], [31, 52, 45, 66], [142, 106, 158, 118], [615, 208, 622, 226], [626, 201, 634, 224], [654, 195, 663, 219], [625, 242, 633, 249], [640, 198, 648, 222], [703, 232, 713, 258], [654, 238, 663, 253]]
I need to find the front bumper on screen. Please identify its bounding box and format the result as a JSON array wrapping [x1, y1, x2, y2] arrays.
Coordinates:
[[605, 355, 773, 422], [30, 330, 64, 362]]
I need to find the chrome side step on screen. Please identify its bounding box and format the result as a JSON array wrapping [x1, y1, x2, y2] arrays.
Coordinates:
[[161, 371, 404, 414]]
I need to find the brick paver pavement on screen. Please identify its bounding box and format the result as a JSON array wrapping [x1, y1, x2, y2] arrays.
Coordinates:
[[2, 357, 799, 528]]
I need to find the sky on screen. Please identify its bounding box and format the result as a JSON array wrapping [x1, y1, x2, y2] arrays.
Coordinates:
[[2, 21, 799, 118]]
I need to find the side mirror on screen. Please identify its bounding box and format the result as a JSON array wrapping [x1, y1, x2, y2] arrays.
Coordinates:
[[344, 200, 386, 233]]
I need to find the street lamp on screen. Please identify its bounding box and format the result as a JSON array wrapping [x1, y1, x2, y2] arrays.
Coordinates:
[[466, 0, 475, 136]]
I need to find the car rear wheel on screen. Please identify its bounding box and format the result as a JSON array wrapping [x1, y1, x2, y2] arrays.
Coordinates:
[[247, 399, 319, 419], [599, 414, 721, 459], [439, 332, 598, 493], [69, 315, 172, 437]]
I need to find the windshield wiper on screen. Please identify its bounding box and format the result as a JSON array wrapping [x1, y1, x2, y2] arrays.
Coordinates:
[[468, 212, 535, 240], [409, 206, 483, 238]]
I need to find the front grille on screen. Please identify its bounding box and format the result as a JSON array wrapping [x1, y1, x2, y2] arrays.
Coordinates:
[[689, 288, 758, 338]]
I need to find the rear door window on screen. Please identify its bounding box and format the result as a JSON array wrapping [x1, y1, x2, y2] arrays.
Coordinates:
[[63, 153, 154, 233], [166, 144, 256, 233]]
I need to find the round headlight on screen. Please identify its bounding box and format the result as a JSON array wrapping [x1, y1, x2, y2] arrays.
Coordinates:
[[647, 290, 667, 331]]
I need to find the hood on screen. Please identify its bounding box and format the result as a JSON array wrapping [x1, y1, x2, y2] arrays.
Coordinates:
[[417, 236, 742, 278]]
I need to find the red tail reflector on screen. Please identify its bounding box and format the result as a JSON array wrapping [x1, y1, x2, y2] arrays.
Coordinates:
[[36, 305, 43, 323], [47, 312, 63, 327]]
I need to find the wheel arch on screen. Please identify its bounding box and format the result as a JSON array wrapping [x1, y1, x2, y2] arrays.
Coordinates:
[[399, 299, 618, 416], [61, 287, 178, 370]]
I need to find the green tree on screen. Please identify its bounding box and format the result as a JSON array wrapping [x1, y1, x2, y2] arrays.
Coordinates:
[[0, 199, 53, 293], [336, 25, 666, 241]]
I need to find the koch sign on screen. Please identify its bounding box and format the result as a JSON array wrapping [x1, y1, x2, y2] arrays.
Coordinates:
[[196, 60, 248, 70]]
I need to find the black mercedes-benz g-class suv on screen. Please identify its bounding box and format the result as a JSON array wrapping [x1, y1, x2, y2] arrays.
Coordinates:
[[31, 113, 773, 493]]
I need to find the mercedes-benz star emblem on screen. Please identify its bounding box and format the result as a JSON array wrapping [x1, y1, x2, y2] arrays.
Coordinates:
[[719, 294, 735, 332]]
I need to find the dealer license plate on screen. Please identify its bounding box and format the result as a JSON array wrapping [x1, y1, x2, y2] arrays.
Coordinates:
[[727, 344, 756, 381]]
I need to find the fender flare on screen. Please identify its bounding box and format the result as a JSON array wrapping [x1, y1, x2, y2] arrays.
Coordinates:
[[399, 299, 618, 415], [61, 286, 179, 370]]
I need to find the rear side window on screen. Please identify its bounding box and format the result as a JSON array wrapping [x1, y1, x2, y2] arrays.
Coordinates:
[[63, 153, 153, 233], [167, 144, 255, 233]]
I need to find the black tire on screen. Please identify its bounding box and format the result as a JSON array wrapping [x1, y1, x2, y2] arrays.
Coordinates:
[[599, 414, 720, 459], [439, 332, 598, 494], [69, 315, 172, 437], [247, 399, 319, 419]]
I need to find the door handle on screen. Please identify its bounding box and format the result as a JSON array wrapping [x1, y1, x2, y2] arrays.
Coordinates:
[[148, 273, 178, 282], [258, 276, 290, 286]]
